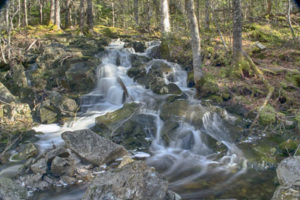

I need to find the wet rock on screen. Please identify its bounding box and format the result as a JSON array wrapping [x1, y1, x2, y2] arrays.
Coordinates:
[[125, 41, 146, 52], [65, 61, 97, 92], [272, 156, 300, 200], [165, 190, 182, 200], [51, 156, 75, 177], [130, 54, 151, 68], [11, 143, 38, 161], [276, 156, 300, 186], [0, 81, 16, 103], [39, 106, 58, 124], [95, 103, 141, 136], [49, 91, 78, 116], [62, 129, 128, 166], [31, 158, 47, 174], [160, 100, 206, 127], [0, 177, 27, 200], [112, 114, 156, 150], [82, 161, 168, 200]]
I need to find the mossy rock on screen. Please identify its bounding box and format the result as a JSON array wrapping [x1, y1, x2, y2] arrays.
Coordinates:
[[39, 106, 58, 124], [95, 103, 141, 135], [112, 114, 156, 150], [258, 105, 276, 126]]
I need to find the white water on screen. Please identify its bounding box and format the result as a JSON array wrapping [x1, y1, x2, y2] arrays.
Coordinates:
[[31, 39, 247, 198]]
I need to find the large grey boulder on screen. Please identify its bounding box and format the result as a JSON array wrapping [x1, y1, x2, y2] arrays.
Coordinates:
[[62, 129, 128, 166], [82, 161, 168, 200], [276, 156, 300, 186], [272, 156, 300, 200], [0, 177, 27, 200]]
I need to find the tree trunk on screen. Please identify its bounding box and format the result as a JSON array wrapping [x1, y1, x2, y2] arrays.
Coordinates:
[[87, 0, 93, 30], [161, 0, 171, 34], [266, 0, 272, 16], [50, 0, 55, 24], [55, 0, 61, 30], [39, 0, 43, 24], [134, 0, 139, 25], [23, 0, 28, 26], [232, 0, 243, 64], [80, 0, 85, 32], [185, 0, 203, 84], [287, 0, 296, 41], [204, 0, 210, 30], [112, 2, 115, 27], [153, 0, 160, 27], [65, 0, 72, 28], [18, 0, 21, 27]]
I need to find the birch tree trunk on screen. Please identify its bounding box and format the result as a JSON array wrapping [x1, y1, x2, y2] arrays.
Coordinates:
[[134, 0, 139, 25], [55, 0, 61, 30], [233, 0, 243, 64], [185, 0, 203, 84], [23, 0, 28, 26], [161, 0, 171, 34], [50, 0, 55, 24], [87, 0, 93, 30], [39, 0, 43, 24], [18, 0, 21, 27]]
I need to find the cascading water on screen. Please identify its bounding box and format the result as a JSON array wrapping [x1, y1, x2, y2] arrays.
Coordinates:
[[30, 39, 249, 199]]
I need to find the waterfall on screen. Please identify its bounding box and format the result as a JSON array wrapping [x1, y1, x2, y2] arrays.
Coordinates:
[[32, 39, 247, 199]]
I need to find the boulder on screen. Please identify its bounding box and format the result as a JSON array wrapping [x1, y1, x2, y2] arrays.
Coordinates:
[[112, 114, 156, 150], [49, 91, 78, 116], [95, 103, 141, 136], [160, 100, 206, 127], [0, 82, 16, 103], [82, 161, 168, 200], [39, 106, 58, 124], [272, 156, 300, 200], [125, 41, 146, 53], [0, 177, 27, 200], [51, 156, 75, 177], [31, 158, 47, 174], [62, 129, 128, 166], [1, 102, 33, 124], [276, 156, 300, 186], [65, 61, 96, 92]]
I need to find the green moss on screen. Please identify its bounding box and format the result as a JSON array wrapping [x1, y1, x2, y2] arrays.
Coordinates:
[[279, 139, 300, 156], [285, 73, 300, 87], [259, 105, 276, 126], [247, 23, 284, 44]]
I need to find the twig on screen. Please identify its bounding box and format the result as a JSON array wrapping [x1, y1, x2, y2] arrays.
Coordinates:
[[26, 39, 37, 51], [294, 145, 300, 157]]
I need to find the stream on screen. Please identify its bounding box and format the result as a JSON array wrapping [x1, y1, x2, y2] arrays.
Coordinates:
[[2, 40, 276, 199]]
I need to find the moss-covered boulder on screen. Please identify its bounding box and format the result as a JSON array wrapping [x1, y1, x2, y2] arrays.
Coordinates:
[[1, 103, 33, 124], [95, 103, 141, 136], [112, 114, 156, 150], [39, 106, 58, 124], [160, 100, 206, 127], [259, 105, 276, 126]]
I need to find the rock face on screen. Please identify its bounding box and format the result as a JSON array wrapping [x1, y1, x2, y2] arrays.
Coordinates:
[[0, 102, 33, 124], [62, 129, 128, 166], [82, 161, 168, 200], [272, 156, 300, 200], [0, 177, 27, 200]]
